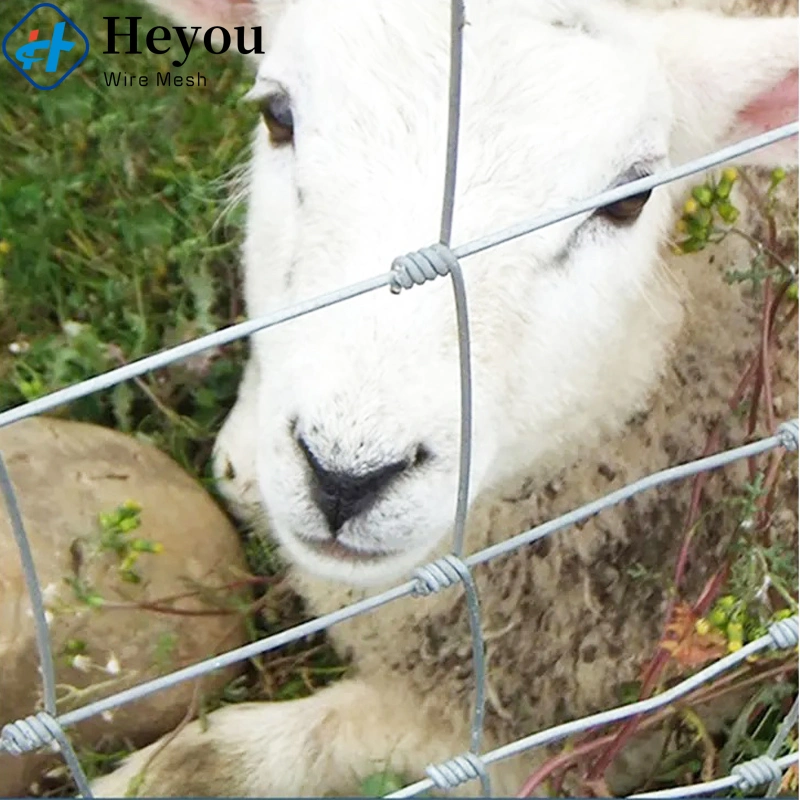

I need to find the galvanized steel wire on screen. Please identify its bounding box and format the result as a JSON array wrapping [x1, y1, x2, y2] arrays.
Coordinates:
[[0, 1, 797, 797]]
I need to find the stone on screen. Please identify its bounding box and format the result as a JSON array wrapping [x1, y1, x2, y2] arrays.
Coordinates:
[[0, 417, 250, 796]]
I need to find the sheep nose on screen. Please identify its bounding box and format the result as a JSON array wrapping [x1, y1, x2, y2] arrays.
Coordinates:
[[297, 436, 409, 534]]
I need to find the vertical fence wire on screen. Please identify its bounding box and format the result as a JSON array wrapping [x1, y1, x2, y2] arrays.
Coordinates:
[[0, 456, 58, 717], [0, 454, 93, 798], [441, 0, 473, 563], [430, 0, 488, 785]]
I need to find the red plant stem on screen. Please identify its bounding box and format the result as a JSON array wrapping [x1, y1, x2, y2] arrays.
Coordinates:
[[748, 275, 780, 480], [761, 277, 776, 434], [760, 450, 786, 526], [584, 268, 795, 783], [585, 565, 730, 780], [100, 601, 241, 617], [674, 430, 721, 589], [519, 656, 797, 797], [692, 565, 731, 617], [575, 189, 797, 788], [85, 574, 276, 618], [516, 734, 618, 797]]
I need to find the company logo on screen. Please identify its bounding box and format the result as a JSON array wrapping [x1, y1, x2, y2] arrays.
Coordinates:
[[3, 3, 89, 90]]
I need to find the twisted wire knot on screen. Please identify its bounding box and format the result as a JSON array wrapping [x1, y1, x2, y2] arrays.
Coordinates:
[[390, 243, 459, 294], [768, 615, 798, 649], [413, 554, 472, 597], [1, 712, 63, 756], [776, 419, 799, 452], [732, 755, 783, 790], [425, 752, 488, 790]]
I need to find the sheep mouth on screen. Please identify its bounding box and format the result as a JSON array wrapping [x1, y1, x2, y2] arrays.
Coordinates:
[[301, 537, 389, 563]]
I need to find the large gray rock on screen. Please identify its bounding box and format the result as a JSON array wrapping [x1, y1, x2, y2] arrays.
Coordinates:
[[0, 417, 251, 797]]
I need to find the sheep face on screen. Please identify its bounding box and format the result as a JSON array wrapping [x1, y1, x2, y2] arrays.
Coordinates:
[[145, 0, 798, 586]]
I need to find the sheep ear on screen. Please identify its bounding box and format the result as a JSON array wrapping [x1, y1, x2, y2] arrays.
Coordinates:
[[656, 11, 798, 167], [141, 0, 284, 61]]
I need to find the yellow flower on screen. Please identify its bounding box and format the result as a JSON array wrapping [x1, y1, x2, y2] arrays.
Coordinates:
[[721, 167, 738, 183], [695, 618, 711, 636], [771, 167, 786, 183]]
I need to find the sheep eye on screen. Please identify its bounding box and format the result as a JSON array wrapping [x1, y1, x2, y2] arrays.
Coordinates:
[[596, 166, 653, 225], [260, 92, 294, 145], [598, 189, 652, 224]]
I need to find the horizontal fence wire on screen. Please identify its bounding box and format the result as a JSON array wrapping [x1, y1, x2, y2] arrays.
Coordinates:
[[0, 0, 797, 793], [0, 123, 795, 435], [628, 753, 799, 799], [1, 416, 797, 793], [387, 616, 799, 797], [764, 696, 799, 796], [0, 423, 796, 733]]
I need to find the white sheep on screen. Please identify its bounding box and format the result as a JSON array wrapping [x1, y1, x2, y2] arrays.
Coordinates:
[[91, 0, 798, 795]]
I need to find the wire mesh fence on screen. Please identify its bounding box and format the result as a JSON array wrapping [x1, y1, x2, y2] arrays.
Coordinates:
[[0, 0, 798, 796]]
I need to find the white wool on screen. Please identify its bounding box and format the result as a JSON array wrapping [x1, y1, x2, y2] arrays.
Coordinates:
[[91, 0, 798, 795]]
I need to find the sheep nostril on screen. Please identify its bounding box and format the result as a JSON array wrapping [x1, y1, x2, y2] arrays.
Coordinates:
[[296, 434, 413, 534]]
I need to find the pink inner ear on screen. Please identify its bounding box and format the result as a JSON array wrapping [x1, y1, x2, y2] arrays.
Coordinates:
[[146, 0, 256, 28], [198, 0, 257, 25], [738, 69, 799, 132]]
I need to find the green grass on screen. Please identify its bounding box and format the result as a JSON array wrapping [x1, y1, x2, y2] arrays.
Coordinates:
[[1, 3, 350, 791], [0, 0, 254, 478]]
